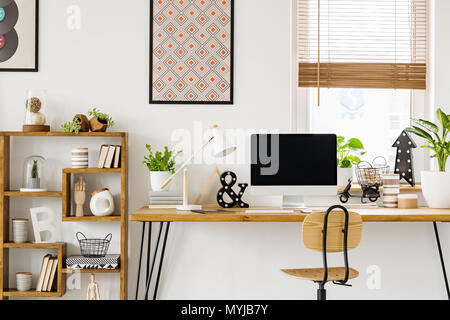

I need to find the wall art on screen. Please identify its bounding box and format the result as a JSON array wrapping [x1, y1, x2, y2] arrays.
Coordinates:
[[150, 0, 233, 104]]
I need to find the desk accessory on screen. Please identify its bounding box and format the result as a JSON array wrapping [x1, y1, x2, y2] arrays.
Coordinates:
[[160, 125, 237, 211], [406, 108, 450, 208], [74, 177, 86, 217], [382, 174, 400, 208], [72, 147, 88, 168], [76, 232, 112, 258], [216, 171, 249, 208], [90, 188, 114, 216], [339, 178, 380, 204], [398, 194, 418, 209], [12, 218, 28, 243], [392, 130, 417, 187]]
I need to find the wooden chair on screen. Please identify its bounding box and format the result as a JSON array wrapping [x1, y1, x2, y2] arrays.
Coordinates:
[[281, 205, 363, 300]]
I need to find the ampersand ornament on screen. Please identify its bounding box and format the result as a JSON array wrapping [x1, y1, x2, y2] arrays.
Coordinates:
[[217, 171, 249, 209]]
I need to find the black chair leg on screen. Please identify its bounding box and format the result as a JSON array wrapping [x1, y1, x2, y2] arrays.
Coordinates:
[[317, 282, 326, 300]]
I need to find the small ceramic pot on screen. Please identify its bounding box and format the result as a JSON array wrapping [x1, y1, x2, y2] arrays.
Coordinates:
[[337, 167, 353, 187], [12, 219, 28, 243], [72, 147, 88, 168], [90, 188, 114, 216], [150, 171, 171, 192], [74, 114, 90, 132], [421, 171, 450, 208], [16, 272, 32, 292], [89, 117, 108, 132]]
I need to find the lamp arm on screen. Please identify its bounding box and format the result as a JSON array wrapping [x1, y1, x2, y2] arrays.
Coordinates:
[[160, 136, 215, 190]]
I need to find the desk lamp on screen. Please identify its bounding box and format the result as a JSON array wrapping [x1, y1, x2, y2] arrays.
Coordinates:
[[160, 125, 236, 211]]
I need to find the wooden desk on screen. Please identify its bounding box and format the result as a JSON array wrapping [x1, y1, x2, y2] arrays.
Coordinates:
[[130, 206, 450, 300]]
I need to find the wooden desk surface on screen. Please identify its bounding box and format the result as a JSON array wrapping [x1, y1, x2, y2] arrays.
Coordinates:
[[130, 206, 450, 222]]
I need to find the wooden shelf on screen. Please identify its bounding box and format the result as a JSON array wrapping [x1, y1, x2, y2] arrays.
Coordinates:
[[0, 132, 126, 137], [63, 268, 120, 274], [3, 242, 65, 249], [62, 216, 121, 222], [3, 289, 61, 297], [0, 131, 128, 300], [63, 168, 121, 174], [4, 191, 62, 198]]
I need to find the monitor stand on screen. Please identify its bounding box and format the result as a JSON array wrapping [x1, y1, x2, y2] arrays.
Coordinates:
[[281, 195, 308, 209]]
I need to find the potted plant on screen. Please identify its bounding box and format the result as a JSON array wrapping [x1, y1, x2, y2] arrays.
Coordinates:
[[406, 108, 450, 208], [88, 108, 115, 132], [143, 145, 181, 192], [61, 118, 82, 133], [337, 136, 365, 187]]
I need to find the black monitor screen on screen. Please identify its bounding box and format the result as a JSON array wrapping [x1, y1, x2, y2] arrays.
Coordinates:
[[251, 134, 337, 186]]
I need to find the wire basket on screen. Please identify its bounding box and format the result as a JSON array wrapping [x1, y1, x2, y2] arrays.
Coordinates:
[[76, 232, 112, 258], [355, 157, 390, 187]]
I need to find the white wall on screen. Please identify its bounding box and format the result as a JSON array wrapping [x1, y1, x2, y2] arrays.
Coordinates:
[[0, 0, 449, 300]]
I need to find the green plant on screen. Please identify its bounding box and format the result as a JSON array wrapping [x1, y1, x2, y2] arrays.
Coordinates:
[[31, 160, 39, 179], [88, 108, 115, 127], [61, 118, 82, 133], [337, 136, 366, 168], [143, 145, 181, 173], [406, 108, 450, 172]]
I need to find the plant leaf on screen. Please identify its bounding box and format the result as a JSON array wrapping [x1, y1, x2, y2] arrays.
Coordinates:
[[412, 118, 439, 134], [406, 127, 433, 142], [437, 108, 449, 129]]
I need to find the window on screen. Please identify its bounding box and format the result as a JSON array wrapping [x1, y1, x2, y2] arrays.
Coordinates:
[[294, 0, 429, 171]]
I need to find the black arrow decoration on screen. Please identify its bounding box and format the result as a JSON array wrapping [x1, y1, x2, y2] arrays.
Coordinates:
[[392, 129, 417, 187]]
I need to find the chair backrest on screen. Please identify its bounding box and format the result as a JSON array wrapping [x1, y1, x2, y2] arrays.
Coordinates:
[[302, 209, 363, 253]]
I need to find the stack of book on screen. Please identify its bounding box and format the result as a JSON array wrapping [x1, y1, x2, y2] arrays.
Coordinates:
[[149, 191, 183, 207], [36, 254, 58, 292], [98, 144, 121, 168], [66, 254, 120, 270]]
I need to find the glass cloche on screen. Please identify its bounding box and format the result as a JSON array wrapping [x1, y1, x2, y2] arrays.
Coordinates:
[[20, 155, 48, 192], [23, 90, 50, 132]]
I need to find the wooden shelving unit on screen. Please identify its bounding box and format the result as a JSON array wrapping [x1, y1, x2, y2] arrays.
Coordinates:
[[2, 242, 66, 298], [0, 132, 128, 300]]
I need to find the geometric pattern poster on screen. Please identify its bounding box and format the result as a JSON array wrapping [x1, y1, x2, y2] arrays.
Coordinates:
[[0, 0, 38, 71], [150, 0, 233, 104]]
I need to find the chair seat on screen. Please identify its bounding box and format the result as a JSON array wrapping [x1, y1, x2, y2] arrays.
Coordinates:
[[281, 267, 359, 282]]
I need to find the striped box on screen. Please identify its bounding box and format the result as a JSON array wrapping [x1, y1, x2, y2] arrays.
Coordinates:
[[72, 148, 88, 168], [382, 174, 400, 208]]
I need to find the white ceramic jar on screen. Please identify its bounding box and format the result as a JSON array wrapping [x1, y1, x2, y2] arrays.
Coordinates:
[[12, 218, 28, 243], [90, 188, 114, 216], [16, 272, 32, 291]]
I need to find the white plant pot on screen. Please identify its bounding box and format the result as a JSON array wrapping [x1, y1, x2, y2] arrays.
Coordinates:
[[338, 167, 353, 187], [421, 171, 450, 208], [150, 171, 171, 192]]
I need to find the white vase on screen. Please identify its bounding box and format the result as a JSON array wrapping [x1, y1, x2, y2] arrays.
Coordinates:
[[150, 171, 171, 192], [421, 171, 450, 208], [338, 167, 353, 187], [90, 188, 114, 216]]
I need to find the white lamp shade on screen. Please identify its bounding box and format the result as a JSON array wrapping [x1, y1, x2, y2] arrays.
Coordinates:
[[210, 126, 237, 158]]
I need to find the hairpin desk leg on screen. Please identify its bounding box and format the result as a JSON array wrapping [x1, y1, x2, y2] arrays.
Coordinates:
[[433, 222, 450, 300], [153, 222, 171, 300], [144, 222, 164, 300], [135, 222, 147, 300]]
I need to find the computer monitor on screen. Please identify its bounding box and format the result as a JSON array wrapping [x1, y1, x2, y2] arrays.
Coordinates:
[[250, 134, 337, 208]]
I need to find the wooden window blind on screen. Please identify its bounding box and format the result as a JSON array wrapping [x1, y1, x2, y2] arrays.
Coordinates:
[[298, 0, 428, 90]]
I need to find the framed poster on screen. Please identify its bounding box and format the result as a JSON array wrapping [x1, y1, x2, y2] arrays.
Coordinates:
[[150, 0, 233, 104], [0, 0, 38, 72]]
